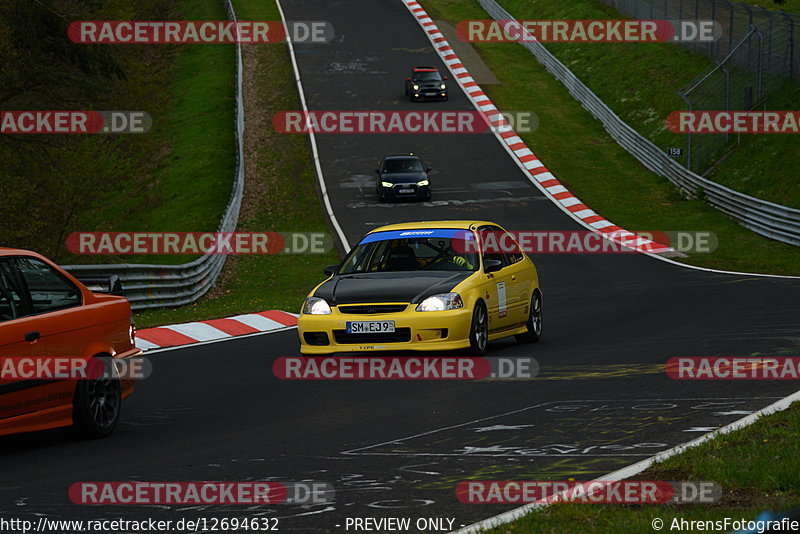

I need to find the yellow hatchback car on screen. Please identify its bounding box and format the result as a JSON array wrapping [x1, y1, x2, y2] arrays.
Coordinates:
[[298, 221, 542, 355]]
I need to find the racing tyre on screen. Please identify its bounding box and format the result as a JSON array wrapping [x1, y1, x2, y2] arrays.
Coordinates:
[[73, 356, 121, 438], [515, 290, 542, 344], [468, 301, 488, 356]]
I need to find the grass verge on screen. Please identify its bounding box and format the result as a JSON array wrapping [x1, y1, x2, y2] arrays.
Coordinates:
[[738, 0, 800, 12], [479, 401, 800, 533], [63, 0, 236, 266], [490, 0, 800, 209], [134, 0, 339, 328], [422, 0, 800, 275]]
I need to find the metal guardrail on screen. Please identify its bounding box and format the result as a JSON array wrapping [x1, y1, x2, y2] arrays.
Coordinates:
[[478, 0, 800, 247], [62, 0, 245, 311]]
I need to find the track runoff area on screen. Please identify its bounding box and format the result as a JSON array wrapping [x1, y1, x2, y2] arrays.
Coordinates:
[[2, 1, 799, 534]]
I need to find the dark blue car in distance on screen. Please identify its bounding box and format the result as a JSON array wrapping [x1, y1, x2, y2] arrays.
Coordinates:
[[375, 154, 431, 202]]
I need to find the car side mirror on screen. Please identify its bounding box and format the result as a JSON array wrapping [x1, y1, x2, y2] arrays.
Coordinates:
[[484, 259, 503, 273], [323, 265, 338, 276], [109, 275, 125, 296], [426, 166, 432, 172], [443, 76, 449, 80], [375, 168, 380, 174], [406, 77, 411, 81]]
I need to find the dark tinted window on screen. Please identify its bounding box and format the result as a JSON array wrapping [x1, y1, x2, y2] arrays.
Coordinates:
[[413, 71, 441, 81], [382, 158, 423, 173], [478, 226, 510, 269], [339, 234, 478, 273], [504, 232, 525, 264], [0, 260, 28, 322], [14, 258, 81, 314]]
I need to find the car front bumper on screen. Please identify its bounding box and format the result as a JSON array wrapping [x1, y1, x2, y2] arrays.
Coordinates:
[[381, 183, 431, 200], [411, 90, 448, 101], [298, 305, 473, 354]]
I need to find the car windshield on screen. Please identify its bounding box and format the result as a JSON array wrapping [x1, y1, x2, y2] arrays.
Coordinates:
[[338, 230, 479, 274], [382, 158, 423, 173], [413, 71, 441, 81]]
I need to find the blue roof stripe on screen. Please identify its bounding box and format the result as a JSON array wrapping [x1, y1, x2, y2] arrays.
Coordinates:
[[359, 228, 475, 244]]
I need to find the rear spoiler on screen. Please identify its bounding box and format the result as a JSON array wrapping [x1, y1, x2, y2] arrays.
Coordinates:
[[75, 274, 125, 297]]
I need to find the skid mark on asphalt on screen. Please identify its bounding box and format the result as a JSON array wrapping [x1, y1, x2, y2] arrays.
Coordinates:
[[535, 364, 665, 380], [342, 398, 781, 458], [347, 195, 545, 209], [413, 457, 634, 491]]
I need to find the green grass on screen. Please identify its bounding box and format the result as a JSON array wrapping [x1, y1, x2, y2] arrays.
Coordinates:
[[422, 0, 800, 275], [481, 402, 800, 533], [493, 0, 800, 209], [134, 0, 339, 328], [64, 0, 236, 266], [706, 81, 800, 209], [737, 0, 800, 12]]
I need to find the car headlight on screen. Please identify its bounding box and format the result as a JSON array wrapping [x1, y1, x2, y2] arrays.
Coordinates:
[[416, 293, 463, 312], [440, 83, 446, 89], [413, 84, 420, 91], [381, 181, 394, 188], [417, 179, 429, 186], [303, 297, 332, 315]]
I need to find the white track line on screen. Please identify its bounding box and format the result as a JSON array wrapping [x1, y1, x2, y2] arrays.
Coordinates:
[[275, 0, 351, 253], [390, 3, 800, 532], [452, 388, 800, 533], [401, 0, 800, 280]]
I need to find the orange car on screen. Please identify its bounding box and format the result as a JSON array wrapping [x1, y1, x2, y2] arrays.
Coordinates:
[[0, 248, 140, 438]]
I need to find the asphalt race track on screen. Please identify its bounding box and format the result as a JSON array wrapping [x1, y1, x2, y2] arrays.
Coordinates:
[[2, 1, 799, 532]]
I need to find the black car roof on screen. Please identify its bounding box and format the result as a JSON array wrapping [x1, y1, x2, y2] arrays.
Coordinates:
[[383, 154, 421, 160]]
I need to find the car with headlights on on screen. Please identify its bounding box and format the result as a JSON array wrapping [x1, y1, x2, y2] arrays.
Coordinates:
[[404, 66, 448, 101], [375, 154, 432, 202], [298, 221, 542, 355]]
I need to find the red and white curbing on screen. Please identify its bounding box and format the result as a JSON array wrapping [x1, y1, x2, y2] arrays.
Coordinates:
[[402, 0, 670, 254], [135, 310, 298, 351]]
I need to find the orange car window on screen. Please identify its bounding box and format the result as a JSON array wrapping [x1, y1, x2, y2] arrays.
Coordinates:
[[13, 258, 81, 315], [0, 260, 28, 322]]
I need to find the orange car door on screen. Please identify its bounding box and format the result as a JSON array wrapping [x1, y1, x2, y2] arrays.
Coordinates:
[[0, 258, 54, 423], [0, 257, 81, 429]]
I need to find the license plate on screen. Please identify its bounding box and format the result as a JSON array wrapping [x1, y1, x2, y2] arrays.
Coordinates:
[[346, 321, 395, 333], [398, 188, 414, 194]]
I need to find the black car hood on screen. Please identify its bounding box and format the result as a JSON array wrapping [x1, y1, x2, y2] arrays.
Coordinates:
[[381, 171, 427, 184], [314, 271, 472, 305], [415, 80, 442, 89]]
